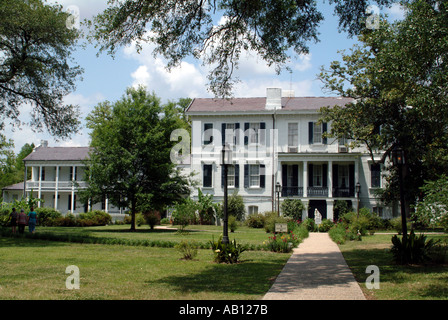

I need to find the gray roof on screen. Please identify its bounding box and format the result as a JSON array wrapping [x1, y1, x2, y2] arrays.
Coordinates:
[[24, 146, 91, 162], [2, 182, 24, 191], [186, 97, 354, 113]]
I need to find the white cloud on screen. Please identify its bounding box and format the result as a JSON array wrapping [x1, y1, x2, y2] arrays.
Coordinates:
[[3, 92, 104, 153]]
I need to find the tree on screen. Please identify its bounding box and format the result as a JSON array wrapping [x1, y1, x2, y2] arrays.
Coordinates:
[[414, 175, 448, 231], [87, 0, 398, 97], [0, 0, 83, 138], [81, 86, 192, 231], [318, 0, 448, 219], [0, 139, 34, 191]]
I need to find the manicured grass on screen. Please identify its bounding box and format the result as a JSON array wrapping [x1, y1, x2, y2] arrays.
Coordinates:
[[0, 236, 290, 300], [34, 224, 269, 248], [338, 233, 448, 300]]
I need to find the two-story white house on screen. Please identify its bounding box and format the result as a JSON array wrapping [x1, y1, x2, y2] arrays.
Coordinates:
[[185, 88, 394, 221], [2, 141, 122, 217]]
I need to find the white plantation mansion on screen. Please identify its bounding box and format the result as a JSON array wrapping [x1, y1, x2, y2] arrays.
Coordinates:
[[2, 87, 396, 221], [185, 88, 395, 221]]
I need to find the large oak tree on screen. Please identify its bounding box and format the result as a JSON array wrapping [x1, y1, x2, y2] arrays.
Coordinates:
[[81, 87, 191, 231], [0, 0, 83, 138]]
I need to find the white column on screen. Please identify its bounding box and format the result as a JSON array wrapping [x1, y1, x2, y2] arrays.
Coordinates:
[[327, 199, 334, 221], [328, 160, 333, 198], [303, 161, 308, 198], [54, 166, 59, 211], [38, 166, 42, 208], [105, 198, 109, 213], [71, 165, 76, 213]]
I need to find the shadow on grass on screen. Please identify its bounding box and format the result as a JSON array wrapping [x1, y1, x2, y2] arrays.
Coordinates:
[[341, 248, 448, 299], [144, 259, 286, 296]]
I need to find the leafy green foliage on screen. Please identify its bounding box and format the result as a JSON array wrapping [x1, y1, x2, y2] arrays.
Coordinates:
[[210, 235, 247, 264], [391, 231, 439, 265], [81, 87, 192, 231], [87, 0, 400, 97], [280, 198, 305, 220], [0, 0, 83, 137], [175, 240, 199, 260], [319, 1, 448, 213], [414, 175, 448, 231]]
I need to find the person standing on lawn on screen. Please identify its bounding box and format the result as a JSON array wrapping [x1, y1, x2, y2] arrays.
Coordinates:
[[9, 208, 18, 234], [18, 209, 27, 234], [27, 207, 38, 234]]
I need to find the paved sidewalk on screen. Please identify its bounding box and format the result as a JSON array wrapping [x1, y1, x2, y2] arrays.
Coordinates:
[[263, 232, 366, 300]]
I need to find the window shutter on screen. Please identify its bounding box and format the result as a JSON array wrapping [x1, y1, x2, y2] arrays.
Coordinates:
[[235, 123, 240, 145], [244, 164, 249, 188], [308, 164, 314, 187], [260, 122, 266, 145], [235, 165, 240, 188], [260, 164, 266, 188], [221, 123, 226, 146], [244, 123, 249, 145], [322, 122, 328, 145], [333, 164, 339, 188], [282, 164, 288, 187], [349, 164, 355, 193], [292, 165, 299, 187], [309, 122, 314, 145], [322, 164, 328, 187]]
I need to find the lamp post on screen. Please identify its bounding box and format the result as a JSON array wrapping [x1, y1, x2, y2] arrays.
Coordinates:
[[356, 182, 361, 217], [221, 143, 233, 244], [276, 182, 282, 216], [392, 145, 407, 244]]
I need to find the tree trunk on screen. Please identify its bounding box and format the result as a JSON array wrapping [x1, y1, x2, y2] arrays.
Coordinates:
[[130, 198, 136, 232]]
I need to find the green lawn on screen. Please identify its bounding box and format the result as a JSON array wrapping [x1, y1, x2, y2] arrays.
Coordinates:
[[34, 224, 269, 247], [0, 225, 290, 300], [338, 233, 448, 300]]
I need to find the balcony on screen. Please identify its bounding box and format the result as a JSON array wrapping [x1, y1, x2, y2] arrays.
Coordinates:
[[333, 187, 355, 197], [307, 187, 328, 197], [282, 186, 303, 197], [25, 181, 88, 190]]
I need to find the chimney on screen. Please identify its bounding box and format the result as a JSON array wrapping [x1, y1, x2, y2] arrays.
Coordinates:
[[41, 140, 48, 148], [265, 88, 282, 110]]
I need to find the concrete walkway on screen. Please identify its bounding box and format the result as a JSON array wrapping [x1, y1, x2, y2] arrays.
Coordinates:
[[263, 233, 366, 300]]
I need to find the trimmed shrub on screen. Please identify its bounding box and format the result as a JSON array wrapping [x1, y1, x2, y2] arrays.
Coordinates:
[[329, 223, 347, 244], [302, 218, 317, 232], [35, 208, 62, 226], [263, 211, 288, 233], [228, 215, 238, 232], [245, 213, 266, 228], [175, 240, 199, 260], [281, 199, 305, 220], [318, 219, 334, 232]]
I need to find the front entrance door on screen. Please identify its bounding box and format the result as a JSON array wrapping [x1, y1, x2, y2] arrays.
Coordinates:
[[308, 200, 327, 220]]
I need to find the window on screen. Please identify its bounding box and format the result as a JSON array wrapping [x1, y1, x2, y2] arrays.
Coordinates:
[[244, 122, 265, 145], [338, 165, 349, 188], [313, 165, 323, 187], [249, 165, 260, 187], [203, 123, 213, 145], [227, 166, 235, 187], [371, 164, 381, 188], [309, 122, 327, 144], [68, 195, 76, 211], [203, 164, 213, 188], [70, 167, 77, 181], [222, 123, 240, 146], [248, 206, 258, 215], [313, 123, 322, 144], [244, 164, 265, 188], [41, 167, 45, 181], [288, 123, 298, 147], [373, 206, 383, 217], [249, 123, 260, 144], [339, 135, 348, 147]]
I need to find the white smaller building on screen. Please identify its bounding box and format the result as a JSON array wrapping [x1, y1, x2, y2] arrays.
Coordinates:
[[2, 141, 122, 217]]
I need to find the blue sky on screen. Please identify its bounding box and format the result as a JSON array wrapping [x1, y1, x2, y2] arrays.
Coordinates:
[[4, 0, 404, 153]]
